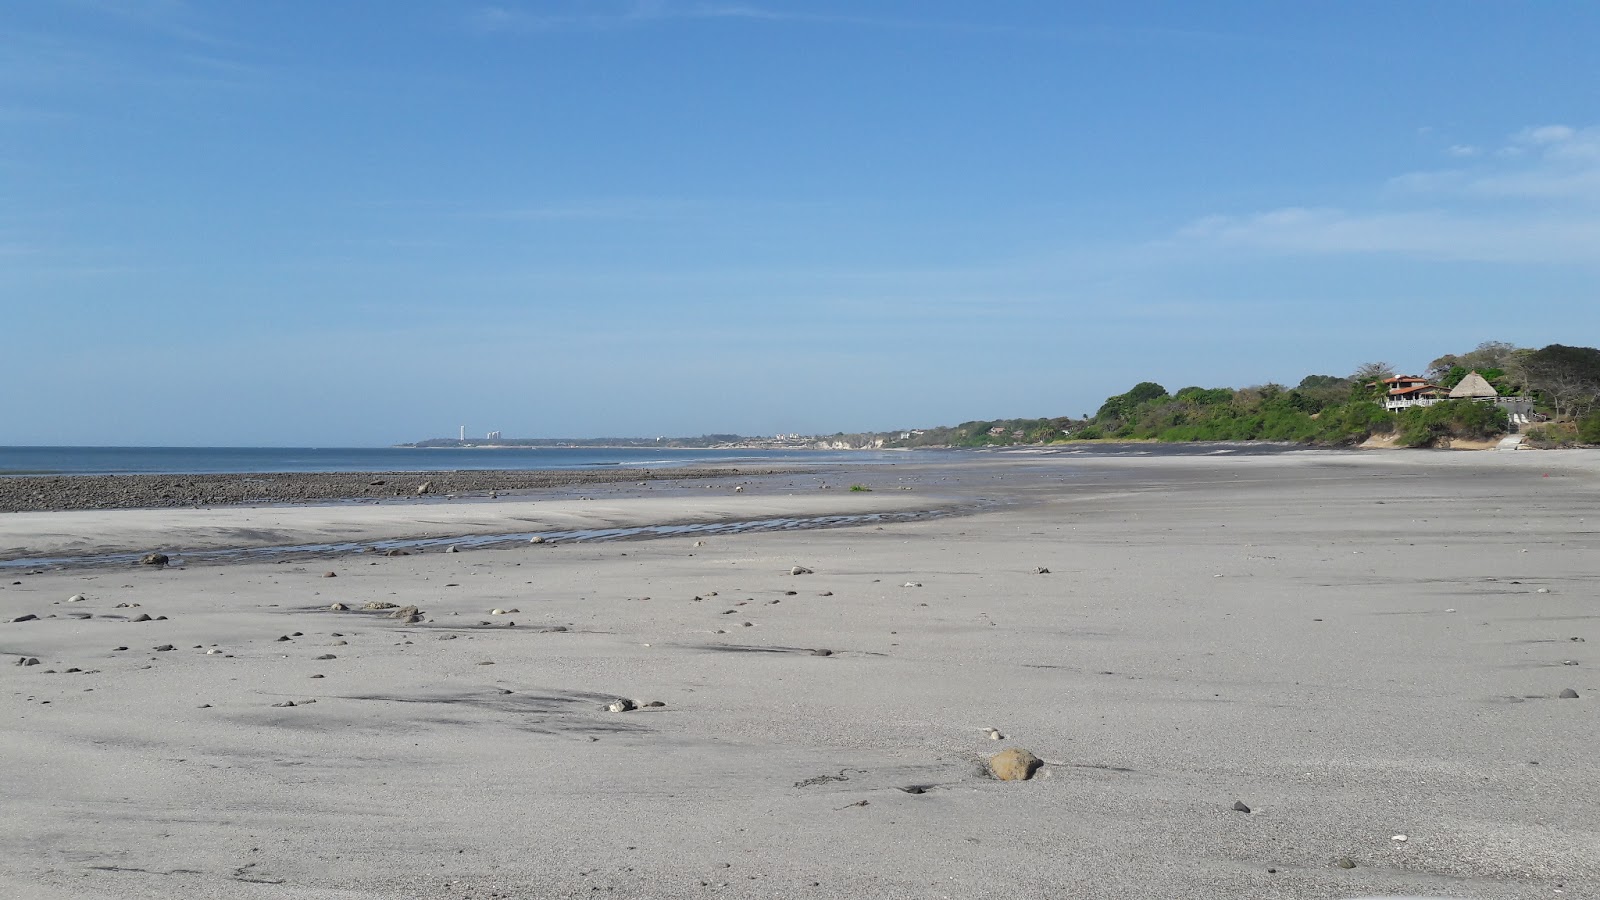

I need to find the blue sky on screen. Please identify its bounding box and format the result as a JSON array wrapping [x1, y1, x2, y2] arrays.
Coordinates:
[[2, 1, 1597, 445]]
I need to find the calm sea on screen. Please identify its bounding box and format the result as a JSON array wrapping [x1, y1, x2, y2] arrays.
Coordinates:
[[0, 446, 932, 476]]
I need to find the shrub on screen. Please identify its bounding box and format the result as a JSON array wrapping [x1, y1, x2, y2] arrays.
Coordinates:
[[1525, 423, 1579, 448], [849, 484, 872, 492], [1579, 412, 1600, 445]]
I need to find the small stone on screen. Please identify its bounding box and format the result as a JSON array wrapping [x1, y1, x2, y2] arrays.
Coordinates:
[[310, 674, 324, 678], [476, 660, 494, 665], [132, 614, 152, 622], [272, 700, 297, 708], [388, 605, 419, 620], [790, 566, 813, 575], [529, 536, 546, 544], [986, 728, 1004, 740], [384, 549, 410, 557], [416, 481, 433, 495], [276, 635, 291, 641], [206, 648, 221, 655], [902, 582, 922, 588], [113, 646, 127, 651], [67, 594, 87, 602], [154, 644, 175, 651], [363, 601, 398, 610], [644, 700, 666, 707], [322, 572, 337, 578], [139, 553, 169, 567], [1034, 567, 1050, 574], [1334, 857, 1356, 869], [10, 614, 37, 623], [490, 608, 508, 615], [445, 545, 459, 553], [811, 648, 833, 657], [21, 657, 40, 666], [1391, 834, 1406, 842], [315, 654, 337, 660], [1563, 660, 1578, 666], [329, 602, 348, 611], [1232, 800, 1251, 813], [1537, 588, 1550, 594], [988, 748, 1042, 781], [1559, 688, 1580, 699], [606, 699, 637, 713]]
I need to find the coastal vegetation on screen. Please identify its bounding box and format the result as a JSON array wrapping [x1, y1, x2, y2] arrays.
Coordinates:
[[883, 341, 1600, 450]]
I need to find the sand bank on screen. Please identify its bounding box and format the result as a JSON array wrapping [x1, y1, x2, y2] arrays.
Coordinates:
[[1, 450, 1596, 898]]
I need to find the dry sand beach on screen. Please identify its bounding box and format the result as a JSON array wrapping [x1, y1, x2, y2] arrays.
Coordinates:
[[2, 451, 1597, 899]]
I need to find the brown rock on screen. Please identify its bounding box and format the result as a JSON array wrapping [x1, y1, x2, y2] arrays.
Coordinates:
[[363, 601, 398, 610], [988, 748, 1043, 781], [388, 605, 419, 620]]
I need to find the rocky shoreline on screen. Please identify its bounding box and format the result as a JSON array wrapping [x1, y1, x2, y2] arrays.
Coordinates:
[[0, 468, 776, 513]]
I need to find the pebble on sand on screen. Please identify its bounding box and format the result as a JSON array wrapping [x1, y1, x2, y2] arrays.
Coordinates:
[[363, 601, 398, 610], [988, 748, 1043, 781], [67, 594, 86, 602], [10, 614, 37, 623], [329, 603, 348, 611], [322, 572, 337, 578], [154, 644, 175, 651], [985, 728, 1004, 740], [139, 553, 169, 567], [1334, 857, 1357, 869], [606, 699, 638, 713], [1231, 801, 1251, 813], [1034, 567, 1050, 574], [790, 566, 814, 575], [529, 536, 546, 544], [810, 648, 833, 657], [1559, 688, 1580, 699]]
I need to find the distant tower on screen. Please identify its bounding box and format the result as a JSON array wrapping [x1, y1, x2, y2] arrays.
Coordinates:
[[459, 425, 465, 441]]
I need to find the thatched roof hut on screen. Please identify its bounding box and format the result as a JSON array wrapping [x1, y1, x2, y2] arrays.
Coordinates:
[[1449, 371, 1499, 399]]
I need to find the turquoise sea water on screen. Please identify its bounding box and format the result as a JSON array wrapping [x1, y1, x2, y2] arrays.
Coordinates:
[[0, 446, 934, 476]]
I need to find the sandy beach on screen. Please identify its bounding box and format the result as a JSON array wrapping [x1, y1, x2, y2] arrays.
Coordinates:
[[2, 450, 1597, 899]]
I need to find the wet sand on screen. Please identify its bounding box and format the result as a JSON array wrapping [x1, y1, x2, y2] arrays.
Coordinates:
[[1, 450, 1597, 899]]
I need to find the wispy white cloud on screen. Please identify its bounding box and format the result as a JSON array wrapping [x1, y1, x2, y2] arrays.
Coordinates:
[[1172, 124, 1600, 265]]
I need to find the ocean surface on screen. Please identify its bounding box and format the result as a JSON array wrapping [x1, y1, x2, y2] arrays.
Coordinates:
[[0, 446, 940, 476], [0, 442, 1319, 476]]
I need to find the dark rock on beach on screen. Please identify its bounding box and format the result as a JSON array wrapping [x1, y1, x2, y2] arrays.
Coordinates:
[[0, 468, 781, 513]]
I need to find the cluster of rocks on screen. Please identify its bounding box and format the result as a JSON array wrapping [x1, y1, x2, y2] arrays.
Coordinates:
[[0, 467, 779, 513]]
